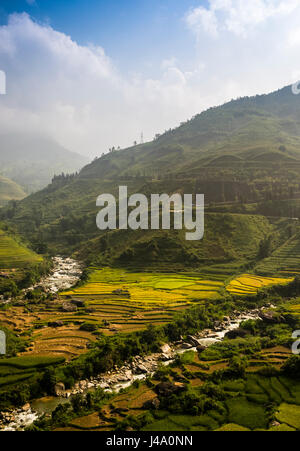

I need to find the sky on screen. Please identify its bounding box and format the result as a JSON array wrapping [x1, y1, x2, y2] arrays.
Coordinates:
[[0, 0, 300, 157]]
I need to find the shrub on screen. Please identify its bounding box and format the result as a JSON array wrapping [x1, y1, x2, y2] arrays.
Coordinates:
[[79, 323, 98, 332], [282, 355, 300, 378]]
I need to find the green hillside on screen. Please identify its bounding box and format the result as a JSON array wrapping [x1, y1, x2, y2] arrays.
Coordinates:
[[77, 214, 275, 271], [255, 231, 300, 277], [0, 227, 42, 274], [0, 176, 26, 206], [2, 84, 300, 267], [80, 85, 300, 179]]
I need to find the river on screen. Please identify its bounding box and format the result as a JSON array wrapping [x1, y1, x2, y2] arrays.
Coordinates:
[[34, 256, 82, 293]]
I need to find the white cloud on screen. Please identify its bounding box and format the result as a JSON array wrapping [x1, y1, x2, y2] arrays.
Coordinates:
[[186, 6, 219, 38], [0, 14, 204, 156], [0, 10, 300, 159], [287, 28, 300, 47], [0, 13, 219, 157], [186, 0, 299, 38]]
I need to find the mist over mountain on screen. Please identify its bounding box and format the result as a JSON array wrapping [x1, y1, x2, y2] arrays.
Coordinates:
[[0, 133, 88, 193]]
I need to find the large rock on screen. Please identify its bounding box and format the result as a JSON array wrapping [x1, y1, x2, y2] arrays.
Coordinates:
[[134, 364, 148, 374], [22, 403, 31, 412], [259, 311, 283, 324], [225, 328, 249, 339], [143, 397, 160, 410], [161, 344, 172, 354], [180, 343, 193, 350], [155, 382, 185, 397], [54, 382, 65, 396], [187, 335, 201, 347], [61, 303, 77, 313], [160, 353, 172, 362]]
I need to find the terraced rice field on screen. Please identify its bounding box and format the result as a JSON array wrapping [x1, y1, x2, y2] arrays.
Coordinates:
[[226, 274, 293, 296], [0, 355, 65, 392], [62, 268, 224, 306], [0, 268, 294, 361], [0, 306, 97, 360], [0, 229, 42, 272], [255, 233, 300, 277], [60, 348, 298, 432], [58, 268, 224, 333], [286, 302, 300, 319]]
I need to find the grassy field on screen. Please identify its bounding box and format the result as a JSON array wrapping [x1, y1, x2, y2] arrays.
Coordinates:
[[255, 233, 300, 277], [0, 228, 42, 271], [226, 274, 293, 296], [275, 403, 300, 429], [0, 355, 65, 394]]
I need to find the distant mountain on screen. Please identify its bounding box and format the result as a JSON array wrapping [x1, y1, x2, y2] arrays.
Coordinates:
[[3, 84, 300, 268], [81, 85, 300, 180], [0, 176, 26, 207], [0, 134, 88, 193]]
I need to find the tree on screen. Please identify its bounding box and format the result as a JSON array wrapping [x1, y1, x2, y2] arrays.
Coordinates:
[[41, 366, 57, 394], [279, 145, 287, 153], [0, 279, 19, 298], [258, 236, 272, 259], [282, 355, 300, 378], [229, 356, 248, 377]]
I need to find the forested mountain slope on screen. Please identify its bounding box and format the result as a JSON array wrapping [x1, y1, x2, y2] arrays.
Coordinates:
[[2, 85, 300, 269]]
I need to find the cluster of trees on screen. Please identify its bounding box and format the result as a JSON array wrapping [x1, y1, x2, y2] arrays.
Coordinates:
[[51, 172, 78, 188], [0, 260, 52, 299]]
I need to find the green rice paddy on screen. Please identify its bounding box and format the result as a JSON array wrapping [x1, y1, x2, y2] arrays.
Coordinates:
[[0, 229, 42, 270]]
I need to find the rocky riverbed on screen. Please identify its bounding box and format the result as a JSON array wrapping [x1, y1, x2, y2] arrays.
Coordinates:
[[0, 404, 38, 432], [53, 309, 263, 398], [34, 256, 82, 293], [0, 307, 264, 431]]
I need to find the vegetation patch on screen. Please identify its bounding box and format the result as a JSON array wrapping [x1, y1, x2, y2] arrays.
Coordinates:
[[275, 403, 300, 430]]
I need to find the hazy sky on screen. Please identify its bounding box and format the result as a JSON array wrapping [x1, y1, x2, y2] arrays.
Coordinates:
[[0, 0, 300, 157]]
